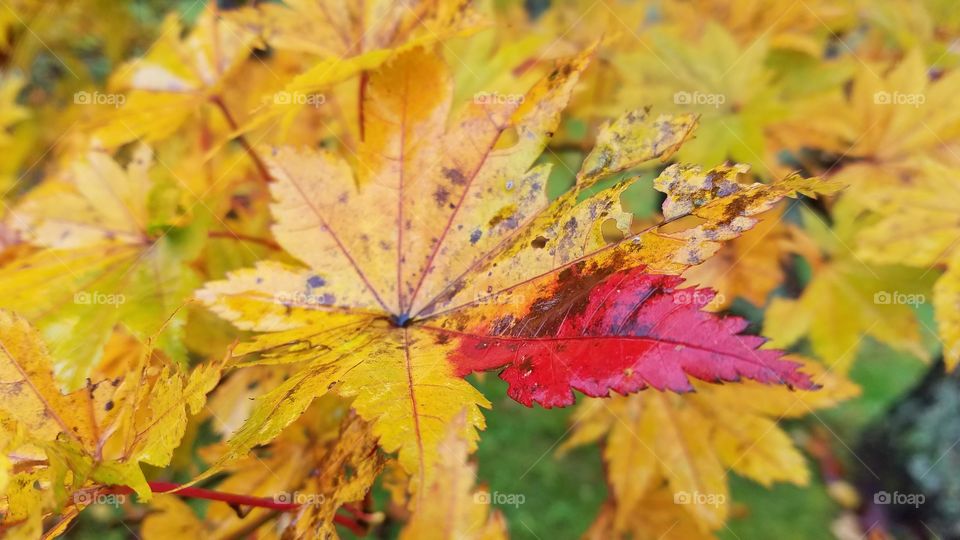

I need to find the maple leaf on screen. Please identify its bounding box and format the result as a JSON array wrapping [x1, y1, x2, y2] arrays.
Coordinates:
[[198, 43, 834, 498], [140, 496, 206, 539], [934, 256, 960, 371], [229, 0, 486, 139], [0, 145, 202, 387], [145, 398, 382, 540], [0, 72, 27, 148], [399, 411, 507, 540], [0, 71, 30, 193], [777, 49, 960, 189], [850, 158, 960, 371], [766, 50, 960, 375], [0, 310, 224, 536], [682, 206, 790, 309], [662, 0, 855, 56], [762, 202, 933, 373], [859, 0, 960, 66], [440, 266, 815, 408], [279, 414, 383, 538], [227, 0, 483, 59], [855, 158, 960, 268], [561, 357, 858, 531], [584, 489, 713, 540], [91, 8, 259, 147], [610, 23, 788, 175]]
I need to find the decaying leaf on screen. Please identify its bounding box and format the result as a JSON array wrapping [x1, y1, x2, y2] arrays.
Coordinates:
[[198, 44, 833, 500], [0, 310, 223, 536]]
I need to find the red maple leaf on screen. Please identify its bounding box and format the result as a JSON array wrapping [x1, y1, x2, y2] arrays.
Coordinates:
[[440, 266, 816, 408]]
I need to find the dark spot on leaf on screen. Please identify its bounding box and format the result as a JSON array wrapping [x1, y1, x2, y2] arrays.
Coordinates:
[[434, 186, 450, 206], [443, 167, 467, 185]]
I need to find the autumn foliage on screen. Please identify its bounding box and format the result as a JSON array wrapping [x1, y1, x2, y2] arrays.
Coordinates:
[[0, 1, 957, 539]]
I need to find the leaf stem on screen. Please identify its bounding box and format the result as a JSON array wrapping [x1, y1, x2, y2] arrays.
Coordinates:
[[99, 482, 368, 535], [145, 481, 300, 510], [209, 94, 273, 184], [207, 230, 282, 251]]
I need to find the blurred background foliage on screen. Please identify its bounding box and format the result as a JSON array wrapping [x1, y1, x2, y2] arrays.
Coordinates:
[[3, 0, 960, 539]]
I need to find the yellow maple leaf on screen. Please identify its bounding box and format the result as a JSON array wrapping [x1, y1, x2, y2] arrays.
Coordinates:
[[0, 145, 202, 386], [662, 0, 856, 57], [560, 357, 858, 533], [400, 411, 507, 540], [91, 8, 259, 147], [763, 203, 934, 372], [584, 491, 714, 540], [0, 310, 224, 536], [934, 254, 960, 371], [777, 49, 960, 191], [155, 399, 382, 540], [858, 0, 960, 66], [227, 0, 484, 59], [610, 23, 789, 176], [851, 158, 960, 371]]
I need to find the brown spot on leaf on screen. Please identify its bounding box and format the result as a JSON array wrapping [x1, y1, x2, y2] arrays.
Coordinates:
[[443, 167, 467, 185]]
